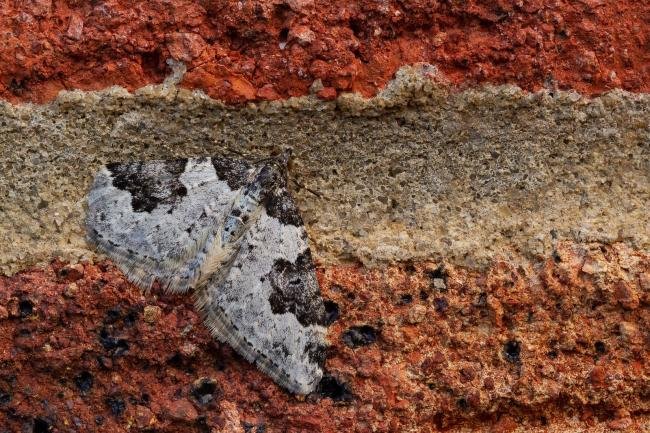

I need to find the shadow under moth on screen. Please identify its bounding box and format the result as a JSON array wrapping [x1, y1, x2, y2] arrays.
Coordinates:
[[86, 151, 328, 394]]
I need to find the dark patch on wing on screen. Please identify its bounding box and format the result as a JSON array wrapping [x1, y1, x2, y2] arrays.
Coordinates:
[[267, 250, 325, 327], [107, 159, 188, 213], [265, 188, 303, 226], [211, 156, 252, 190], [305, 342, 327, 367]]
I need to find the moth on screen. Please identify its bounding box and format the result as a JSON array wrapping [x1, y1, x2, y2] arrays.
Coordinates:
[[86, 151, 328, 394]]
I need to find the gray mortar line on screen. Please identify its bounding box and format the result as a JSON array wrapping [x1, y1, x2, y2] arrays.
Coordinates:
[[0, 65, 648, 275]]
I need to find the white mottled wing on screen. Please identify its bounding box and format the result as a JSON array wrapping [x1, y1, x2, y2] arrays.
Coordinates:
[[195, 196, 327, 394], [86, 157, 253, 292]]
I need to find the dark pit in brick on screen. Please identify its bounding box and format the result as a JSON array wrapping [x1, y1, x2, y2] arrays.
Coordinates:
[[323, 300, 340, 326], [105, 396, 126, 416], [434, 297, 448, 313], [98, 328, 129, 356], [32, 417, 51, 433], [167, 352, 183, 367], [123, 309, 138, 327], [74, 371, 93, 393], [104, 308, 121, 324], [0, 391, 11, 405], [475, 292, 488, 307], [191, 377, 220, 405], [197, 417, 211, 433], [316, 375, 353, 402], [342, 325, 377, 348], [19, 299, 34, 318], [243, 422, 267, 433], [426, 266, 447, 291], [504, 340, 521, 363]]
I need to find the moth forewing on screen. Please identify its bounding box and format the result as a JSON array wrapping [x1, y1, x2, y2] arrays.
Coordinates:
[[86, 153, 328, 394]]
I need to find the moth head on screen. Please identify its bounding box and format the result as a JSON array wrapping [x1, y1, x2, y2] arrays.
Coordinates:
[[256, 153, 290, 190], [271, 148, 292, 167]]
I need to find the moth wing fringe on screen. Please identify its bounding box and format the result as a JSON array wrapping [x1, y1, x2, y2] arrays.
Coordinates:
[[193, 286, 319, 395], [88, 228, 194, 294]]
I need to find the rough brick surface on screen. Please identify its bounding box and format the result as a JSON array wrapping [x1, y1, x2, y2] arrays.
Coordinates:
[[1, 0, 648, 104], [1, 241, 648, 432]]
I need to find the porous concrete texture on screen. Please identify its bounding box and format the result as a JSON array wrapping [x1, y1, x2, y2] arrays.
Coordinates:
[[1, 67, 649, 274]]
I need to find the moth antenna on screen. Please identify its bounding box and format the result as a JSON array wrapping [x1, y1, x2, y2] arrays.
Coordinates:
[[252, 148, 292, 166], [221, 147, 246, 158], [276, 148, 292, 166], [290, 178, 322, 198]]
